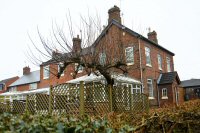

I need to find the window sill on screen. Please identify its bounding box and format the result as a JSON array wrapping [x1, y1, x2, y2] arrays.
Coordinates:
[[43, 77, 49, 80], [148, 97, 155, 100], [146, 64, 152, 67], [161, 97, 168, 99]]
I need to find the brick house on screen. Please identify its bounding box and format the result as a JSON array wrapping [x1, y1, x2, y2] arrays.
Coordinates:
[[0, 76, 19, 94], [38, 6, 184, 107], [8, 66, 40, 92]]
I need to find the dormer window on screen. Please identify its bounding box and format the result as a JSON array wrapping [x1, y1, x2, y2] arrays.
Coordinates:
[[43, 65, 50, 79], [125, 47, 134, 65]]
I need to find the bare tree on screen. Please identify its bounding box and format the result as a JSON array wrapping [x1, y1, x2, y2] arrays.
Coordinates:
[[27, 11, 133, 87]]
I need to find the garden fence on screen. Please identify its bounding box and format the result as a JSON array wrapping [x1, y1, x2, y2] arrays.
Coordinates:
[[0, 82, 149, 116]]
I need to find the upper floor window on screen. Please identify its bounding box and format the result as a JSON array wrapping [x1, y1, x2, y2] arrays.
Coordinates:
[[145, 47, 151, 66], [99, 52, 106, 65], [125, 47, 134, 65], [166, 57, 171, 72], [157, 54, 162, 70], [58, 63, 64, 76], [75, 63, 83, 73], [147, 79, 154, 98], [0, 84, 4, 91], [43, 65, 50, 79], [29, 83, 37, 90], [162, 88, 168, 99]]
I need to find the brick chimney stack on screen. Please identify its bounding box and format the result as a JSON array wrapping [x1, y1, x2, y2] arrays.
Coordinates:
[[147, 30, 158, 44], [72, 35, 81, 52], [108, 5, 121, 24], [23, 66, 30, 75]]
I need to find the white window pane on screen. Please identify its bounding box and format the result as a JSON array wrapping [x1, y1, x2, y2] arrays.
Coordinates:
[[125, 47, 134, 64], [162, 88, 167, 97], [166, 57, 171, 72], [99, 52, 106, 65], [147, 79, 154, 97], [43, 65, 50, 79], [29, 83, 37, 90], [157, 54, 162, 70], [145, 47, 151, 66]]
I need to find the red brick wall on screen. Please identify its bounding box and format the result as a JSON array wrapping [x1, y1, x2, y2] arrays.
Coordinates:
[[38, 64, 87, 88], [16, 82, 40, 92], [158, 84, 173, 107]]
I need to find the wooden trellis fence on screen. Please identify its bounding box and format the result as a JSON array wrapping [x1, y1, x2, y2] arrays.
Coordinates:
[[0, 82, 149, 115]]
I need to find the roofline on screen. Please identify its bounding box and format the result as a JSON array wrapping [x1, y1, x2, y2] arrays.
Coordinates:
[[182, 85, 200, 88], [9, 81, 40, 88], [94, 20, 174, 56], [41, 19, 175, 65], [158, 71, 181, 85]]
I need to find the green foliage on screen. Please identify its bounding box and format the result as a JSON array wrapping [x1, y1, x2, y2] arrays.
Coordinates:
[[0, 100, 200, 132]]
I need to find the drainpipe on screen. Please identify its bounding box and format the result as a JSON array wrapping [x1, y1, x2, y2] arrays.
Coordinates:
[[138, 36, 144, 93], [157, 74, 162, 107]]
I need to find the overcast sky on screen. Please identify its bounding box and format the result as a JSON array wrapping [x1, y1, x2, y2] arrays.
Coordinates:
[[0, 0, 199, 81]]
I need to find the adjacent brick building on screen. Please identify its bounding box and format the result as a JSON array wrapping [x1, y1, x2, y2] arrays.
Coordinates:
[[0, 76, 19, 94], [8, 66, 40, 92], [39, 6, 183, 107]]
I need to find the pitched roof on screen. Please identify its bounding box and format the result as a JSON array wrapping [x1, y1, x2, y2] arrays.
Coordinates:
[[93, 20, 175, 56], [158, 71, 180, 85], [0, 76, 19, 84], [181, 79, 200, 88], [9, 70, 40, 87], [42, 19, 175, 66]]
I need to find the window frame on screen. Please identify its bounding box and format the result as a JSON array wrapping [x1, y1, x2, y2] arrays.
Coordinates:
[[157, 54, 162, 70], [145, 47, 152, 67], [0, 84, 4, 91], [58, 62, 64, 76], [147, 79, 154, 99], [75, 63, 83, 73], [132, 84, 141, 94], [99, 52, 106, 65], [43, 65, 50, 79], [125, 47, 134, 65], [166, 57, 171, 72], [29, 83, 37, 90], [9, 87, 17, 92], [162, 88, 168, 99]]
